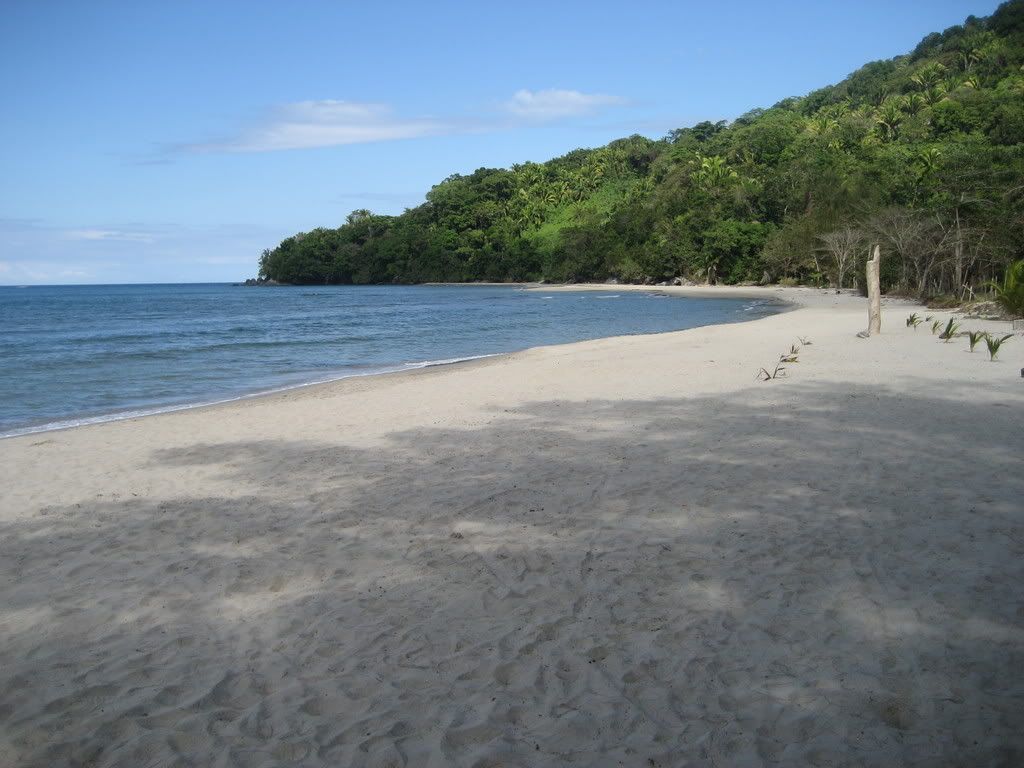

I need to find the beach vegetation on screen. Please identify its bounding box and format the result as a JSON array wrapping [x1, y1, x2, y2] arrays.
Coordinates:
[[757, 361, 788, 380], [925, 294, 962, 309], [939, 317, 962, 340], [780, 344, 801, 363], [990, 259, 1024, 317], [759, 343, 804, 378], [984, 332, 1014, 359], [966, 329, 987, 350]]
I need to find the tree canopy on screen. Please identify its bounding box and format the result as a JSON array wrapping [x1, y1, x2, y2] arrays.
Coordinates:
[[260, 1, 1024, 299]]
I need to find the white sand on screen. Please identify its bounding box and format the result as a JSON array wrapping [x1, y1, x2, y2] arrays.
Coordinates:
[[1, 286, 1022, 767]]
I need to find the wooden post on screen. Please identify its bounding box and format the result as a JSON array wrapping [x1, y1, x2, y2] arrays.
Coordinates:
[[866, 244, 881, 336]]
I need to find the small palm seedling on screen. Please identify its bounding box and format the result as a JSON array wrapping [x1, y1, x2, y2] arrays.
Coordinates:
[[984, 333, 1013, 361], [779, 344, 801, 363], [797, 336, 813, 345], [757, 361, 787, 381], [758, 345, 801, 380], [938, 317, 961, 342], [966, 330, 986, 352], [906, 313, 923, 329], [931, 319, 942, 335]]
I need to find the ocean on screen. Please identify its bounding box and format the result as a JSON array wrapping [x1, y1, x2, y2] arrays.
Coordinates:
[[0, 283, 780, 437]]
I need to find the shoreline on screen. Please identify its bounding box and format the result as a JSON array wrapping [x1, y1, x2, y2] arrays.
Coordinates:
[[0, 285, 789, 441], [0, 352, 506, 441], [2, 286, 1022, 766]]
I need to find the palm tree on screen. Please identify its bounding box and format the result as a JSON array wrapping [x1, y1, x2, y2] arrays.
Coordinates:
[[922, 83, 948, 106], [959, 48, 981, 72], [913, 147, 942, 180], [874, 99, 904, 141], [692, 154, 738, 191], [911, 61, 947, 90], [975, 39, 1007, 74], [902, 93, 925, 116], [346, 208, 373, 225], [626, 176, 654, 201], [822, 101, 850, 120], [518, 202, 545, 229], [515, 163, 545, 192], [806, 115, 838, 137], [853, 103, 876, 121]]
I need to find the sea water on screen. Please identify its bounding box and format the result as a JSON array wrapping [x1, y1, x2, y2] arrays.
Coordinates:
[[0, 283, 781, 437]]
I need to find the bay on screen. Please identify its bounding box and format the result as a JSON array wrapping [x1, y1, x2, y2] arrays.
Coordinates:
[[0, 283, 780, 436]]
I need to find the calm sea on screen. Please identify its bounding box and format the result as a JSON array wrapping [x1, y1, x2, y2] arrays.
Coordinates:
[[0, 283, 780, 437]]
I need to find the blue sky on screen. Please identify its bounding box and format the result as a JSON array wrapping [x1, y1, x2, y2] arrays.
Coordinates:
[[0, 0, 1003, 284]]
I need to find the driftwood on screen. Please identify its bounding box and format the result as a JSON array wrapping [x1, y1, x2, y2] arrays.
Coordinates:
[[866, 245, 881, 336]]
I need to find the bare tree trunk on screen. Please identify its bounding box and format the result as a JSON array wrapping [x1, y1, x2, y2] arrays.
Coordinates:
[[953, 205, 964, 292], [867, 245, 882, 335]]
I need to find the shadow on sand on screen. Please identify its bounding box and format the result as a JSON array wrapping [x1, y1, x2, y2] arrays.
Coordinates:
[[1, 380, 1022, 767]]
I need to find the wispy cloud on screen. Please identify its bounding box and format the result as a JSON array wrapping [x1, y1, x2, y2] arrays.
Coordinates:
[[0, 260, 97, 283], [501, 89, 626, 121], [0, 218, 288, 284], [178, 89, 628, 154], [186, 100, 446, 153], [65, 228, 155, 243]]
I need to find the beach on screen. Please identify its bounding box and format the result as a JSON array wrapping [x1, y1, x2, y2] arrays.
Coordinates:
[[1, 285, 1022, 766]]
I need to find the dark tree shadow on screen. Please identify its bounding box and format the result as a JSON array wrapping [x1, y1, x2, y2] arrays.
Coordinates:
[[1, 380, 1022, 767]]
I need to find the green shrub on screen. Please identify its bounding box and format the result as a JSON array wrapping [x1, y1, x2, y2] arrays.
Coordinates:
[[991, 260, 1024, 318], [926, 295, 961, 309]]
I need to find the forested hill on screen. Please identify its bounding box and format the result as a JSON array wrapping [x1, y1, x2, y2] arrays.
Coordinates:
[[258, 1, 1024, 298]]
